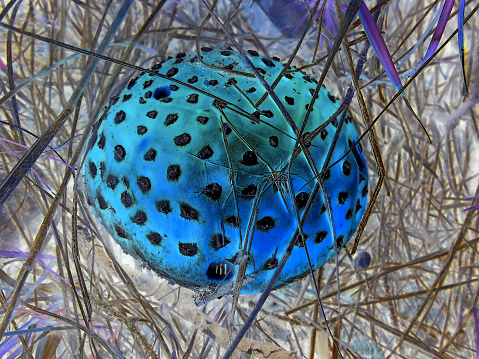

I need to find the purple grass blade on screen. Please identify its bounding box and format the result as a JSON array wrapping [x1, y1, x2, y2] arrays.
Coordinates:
[[357, 1, 402, 90], [0, 251, 55, 260], [0, 137, 76, 170], [0, 142, 53, 192], [0, 57, 6, 72], [358, 1, 431, 143], [6, 346, 24, 359], [423, 0, 455, 64], [290, 12, 311, 34], [464, 197, 479, 212], [0, 340, 19, 358], [458, 0, 468, 93], [474, 308, 479, 359], [291, 1, 313, 13], [279, 0, 301, 10], [0, 238, 67, 282]]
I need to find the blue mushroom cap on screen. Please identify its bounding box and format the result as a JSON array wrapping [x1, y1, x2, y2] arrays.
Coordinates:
[[82, 47, 369, 301]]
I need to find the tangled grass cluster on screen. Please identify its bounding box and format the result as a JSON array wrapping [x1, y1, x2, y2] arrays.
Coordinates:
[[0, 0, 478, 358]]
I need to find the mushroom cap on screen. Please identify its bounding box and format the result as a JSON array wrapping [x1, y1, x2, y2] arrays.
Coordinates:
[[82, 47, 369, 301]]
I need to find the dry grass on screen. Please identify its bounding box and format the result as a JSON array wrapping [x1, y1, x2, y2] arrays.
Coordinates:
[[0, 0, 478, 358]]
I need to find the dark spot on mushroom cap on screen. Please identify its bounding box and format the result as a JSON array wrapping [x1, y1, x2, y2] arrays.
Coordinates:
[[121, 191, 134, 208], [179, 242, 198, 257], [165, 113, 178, 126], [137, 126, 147, 135], [226, 78, 237, 86], [261, 57, 275, 68], [123, 177, 130, 189], [262, 256, 278, 270], [99, 162, 106, 179], [345, 208, 353, 220], [338, 191, 349, 205], [240, 151, 258, 166], [146, 110, 158, 119], [328, 92, 336, 103], [173, 133, 191, 146], [314, 230, 328, 244], [114, 145, 126, 162], [131, 210, 147, 226], [269, 136, 279, 148], [96, 191, 108, 210], [160, 97, 172, 103], [356, 199, 363, 212], [143, 148, 157, 161], [179, 202, 199, 221], [110, 96, 119, 106], [342, 160, 351, 176], [241, 184, 257, 200], [166, 68, 179, 77], [106, 174, 119, 189], [97, 133, 105, 149], [202, 183, 222, 201], [115, 224, 130, 239], [167, 164, 181, 181], [320, 128, 328, 140], [303, 75, 312, 83], [210, 233, 230, 250], [295, 192, 309, 210], [114, 110, 126, 124], [256, 216, 275, 232], [86, 195, 94, 206], [284, 96, 294, 105], [137, 176, 151, 194], [147, 232, 162, 246], [89, 161, 97, 178], [197, 116, 209, 125], [187, 76, 198, 84], [156, 199, 172, 215], [221, 123, 232, 135], [224, 216, 241, 228], [263, 110, 274, 118], [362, 185, 368, 197], [294, 234, 308, 247], [187, 94, 199, 104], [197, 145, 213, 160], [143, 79, 153, 89]]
